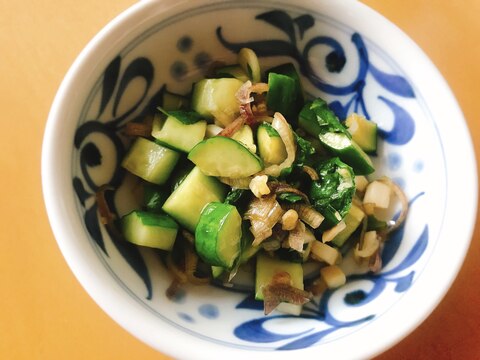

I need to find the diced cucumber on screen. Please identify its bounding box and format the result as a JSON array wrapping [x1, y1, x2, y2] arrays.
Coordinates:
[[318, 132, 375, 175], [232, 125, 256, 153], [238, 48, 261, 82], [152, 113, 207, 152], [162, 167, 227, 231], [191, 78, 244, 126], [345, 113, 377, 154], [195, 202, 242, 269], [331, 203, 365, 247], [211, 266, 225, 278], [143, 184, 169, 213], [266, 72, 301, 124], [255, 253, 303, 300], [121, 137, 180, 185], [161, 90, 189, 111], [239, 222, 260, 264], [257, 122, 287, 165], [266, 63, 304, 116], [298, 99, 375, 175], [121, 210, 178, 250], [188, 136, 263, 178], [215, 65, 249, 82]]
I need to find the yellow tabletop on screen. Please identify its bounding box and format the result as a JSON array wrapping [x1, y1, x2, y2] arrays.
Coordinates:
[[1, 1, 478, 359]]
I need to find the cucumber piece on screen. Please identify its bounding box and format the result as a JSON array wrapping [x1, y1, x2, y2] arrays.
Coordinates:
[[238, 48, 261, 82], [255, 253, 303, 300], [266, 63, 304, 115], [121, 137, 180, 185], [266, 72, 300, 124], [239, 222, 260, 264], [161, 90, 189, 111], [331, 203, 365, 247], [162, 167, 227, 231], [211, 266, 225, 278], [232, 125, 256, 153], [188, 136, 263, 178], [143, 184, 169, 212], [191, 78, 244, 126], [121, 210, 178, 250], [345, 113, 377, 154], [195, 202, 242, 269], [318, 132, 375, 175], [257, 122, 287, 165], [215, 65, 249, 82], [152, 113, 207, 152]]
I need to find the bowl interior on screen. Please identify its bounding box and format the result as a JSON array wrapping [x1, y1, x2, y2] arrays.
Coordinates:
[[44, 1, 476, 358]]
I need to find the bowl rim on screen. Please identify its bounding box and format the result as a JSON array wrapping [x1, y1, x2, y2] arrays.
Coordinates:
[[42, 0, 478, 359]]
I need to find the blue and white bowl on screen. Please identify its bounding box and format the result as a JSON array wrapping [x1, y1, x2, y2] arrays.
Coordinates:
[[42, 1, 477, 359]]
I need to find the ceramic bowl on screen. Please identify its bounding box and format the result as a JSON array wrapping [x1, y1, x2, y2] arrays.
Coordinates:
[[42, 0, 477, 359]]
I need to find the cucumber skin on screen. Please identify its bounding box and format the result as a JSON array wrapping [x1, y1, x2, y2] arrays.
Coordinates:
[[152, 114, 207, 153], [121, 137, 180, 185], [188, 136, 263, 178], [319, 133, 375, 175], [121, 211, 178, 251], [257, 123, 287, 165], [162, 167, 227, 232], [143, 184, 169, 213], [195, 202, 242, 269], [345, 114, 378, 154], [191, 78, 243, 125], [266, 63, 304, 125], [255, 253, 304, 300], [266, 72, 298, 123]]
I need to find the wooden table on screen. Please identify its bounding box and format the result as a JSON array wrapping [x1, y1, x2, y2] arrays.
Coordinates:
[[1, 1, 478, 358]]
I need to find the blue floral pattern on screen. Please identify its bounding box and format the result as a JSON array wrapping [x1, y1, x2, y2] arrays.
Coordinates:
[[72, 5, 430, 350]]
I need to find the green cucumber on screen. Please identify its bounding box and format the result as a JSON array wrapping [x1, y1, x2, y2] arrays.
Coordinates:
[[211, 266, 225, 278], [161, 90, 189, 111], [231, 125, 256, 153], [152, 113, 207, 152], [298, 99, 375, 175], [121, 210, 178, 250], [121, 137, 180, 185], [318, 132, 375, 175], [331, 203, 365, 247], [345, 113, 378, 154], [143, 184, 169, 213], [266, 71, 302, 124], [266, 63, 304, 114], [195, 202, 242, 269], [191, 78, 244, 126], [188, 136, 263, 178], [162, 167, 227, 231], [257, 122, 287, 165], [255, 253, 303, 300], [215, 65, 249, 82]]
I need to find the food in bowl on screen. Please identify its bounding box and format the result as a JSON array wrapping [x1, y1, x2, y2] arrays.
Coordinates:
[[97, 48, 408, 315], [42, 0, 476, 357]]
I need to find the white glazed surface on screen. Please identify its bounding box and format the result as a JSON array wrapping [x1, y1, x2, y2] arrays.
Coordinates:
[[42, 0, 477, 359]]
